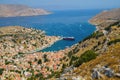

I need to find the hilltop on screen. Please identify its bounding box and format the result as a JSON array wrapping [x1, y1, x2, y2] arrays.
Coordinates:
[[0, 4, 50, 17]]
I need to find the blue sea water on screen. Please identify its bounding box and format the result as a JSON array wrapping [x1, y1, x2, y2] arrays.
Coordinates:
[[0, 9, 103, 52]]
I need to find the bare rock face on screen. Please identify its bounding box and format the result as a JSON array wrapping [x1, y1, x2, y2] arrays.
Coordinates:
[[89, 8, 120, 27], [0, 4, 51, 17]]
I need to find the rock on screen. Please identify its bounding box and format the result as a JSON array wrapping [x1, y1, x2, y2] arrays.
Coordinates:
[[103, 68, 114, 77], [92, 68, 101, 79], [114, 73, 120, 78], [24, 72, 32, 78], [91, 65, 115, 79], [72, 76, 85, 80]]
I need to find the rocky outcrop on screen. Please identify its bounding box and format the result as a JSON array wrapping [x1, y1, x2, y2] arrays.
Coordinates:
[[0, 4, 51, 17]]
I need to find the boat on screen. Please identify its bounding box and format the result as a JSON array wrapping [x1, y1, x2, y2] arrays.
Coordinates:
[[63, 37, 75, 40]]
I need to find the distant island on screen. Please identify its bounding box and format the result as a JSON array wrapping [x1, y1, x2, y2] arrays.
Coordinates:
[[0, 4, 51, 17]]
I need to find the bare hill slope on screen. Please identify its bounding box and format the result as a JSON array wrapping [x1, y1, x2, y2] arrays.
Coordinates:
[[0, 4, 50, 17], [89, 8, 120, 28]]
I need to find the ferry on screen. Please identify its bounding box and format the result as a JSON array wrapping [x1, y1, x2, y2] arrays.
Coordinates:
[[63, 37, 75, 40]]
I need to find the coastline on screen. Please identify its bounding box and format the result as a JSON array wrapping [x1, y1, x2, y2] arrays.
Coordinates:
[[0, 26, 61, 54], [0, 8, 120, 80], [0, 4, 51, 18], [27, 36, 62, 53]]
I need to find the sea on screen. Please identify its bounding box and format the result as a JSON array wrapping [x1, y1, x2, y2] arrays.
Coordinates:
[[0, 9, 103, 52]]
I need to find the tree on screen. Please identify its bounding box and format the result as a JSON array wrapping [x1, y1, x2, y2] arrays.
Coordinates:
[[0, 68, 4, 75], [37, 59, 42, 64], [74, 50, 97, 67]]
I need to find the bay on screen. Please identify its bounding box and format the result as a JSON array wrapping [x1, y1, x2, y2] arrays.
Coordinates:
[[0, 9, 103, 52]]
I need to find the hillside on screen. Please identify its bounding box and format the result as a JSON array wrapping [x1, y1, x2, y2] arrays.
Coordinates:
[[57, 8, 120, 80], [0, 4, 50, 17], [0, 26, 60, 55], [0, 9, 120, 80], [89, 8, 120, 28]]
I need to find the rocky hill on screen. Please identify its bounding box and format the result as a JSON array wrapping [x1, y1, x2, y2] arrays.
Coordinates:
[[58, 8, 120, 80], [0, 4, 50, 17], [89, 8, 120, 28]]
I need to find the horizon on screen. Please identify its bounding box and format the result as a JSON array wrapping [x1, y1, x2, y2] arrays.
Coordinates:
[[0, 0, 120, 10]]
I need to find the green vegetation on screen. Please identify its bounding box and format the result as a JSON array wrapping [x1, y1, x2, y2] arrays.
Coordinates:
[[107, 39, 120, 45], [34, 58, 37, 62], [89, 31, 103, 39], [26, 69, 45, 80], [43, 54, 49, 62], [68, 51, 73, 58], [5, 59, 14, 65], [69, 56, 79, 66], [82, 31, 104, 42], [12, 52, 25, 59], [18, 52, 25, 55], [72, 46, 80, 53], [73, 50, 98, 67], [47, 71, 61, 78], [0, 68, 4, 75], [105, 21, 120, 31], [28, 61, 32, 67], [32, 43, 37, 47], [37, 59, 42, 64], [0, 34, 13, 38], [34, 73, 45, 80]]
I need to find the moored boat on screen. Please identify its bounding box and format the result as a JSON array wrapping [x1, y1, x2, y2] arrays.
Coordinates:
[[63, 37, 75, 40]]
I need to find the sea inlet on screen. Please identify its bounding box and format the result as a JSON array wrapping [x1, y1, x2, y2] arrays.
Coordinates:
[[0, 9, 103, 52]]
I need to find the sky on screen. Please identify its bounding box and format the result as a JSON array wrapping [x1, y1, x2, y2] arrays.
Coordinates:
[[0, 0, 120, 10]]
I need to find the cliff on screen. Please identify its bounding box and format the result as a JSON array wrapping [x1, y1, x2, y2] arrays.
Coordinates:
[[0, 4, 51, 17]]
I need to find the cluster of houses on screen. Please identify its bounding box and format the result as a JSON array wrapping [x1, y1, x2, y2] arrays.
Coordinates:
[[0, 48, 71, 79], [0, 27, 60, 55], [0, 26, 65, 79]]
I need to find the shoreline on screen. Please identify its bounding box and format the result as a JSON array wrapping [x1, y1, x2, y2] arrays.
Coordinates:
[[0, 26, 61, 54], [27, 36, 62, 53]]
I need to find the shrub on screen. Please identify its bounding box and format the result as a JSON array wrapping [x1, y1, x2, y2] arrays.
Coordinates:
[[80, 50, 97, 62], [37, 59, 42, 64], [34, 58, 37, 62], [47, 71, 61, 78], [35, 72, 44, 79], [107, 39, 120, 45], [68, 51, 73, 58], [73, 47, 79, 53], [105, 21, 120, 31], [82, 31, 103, 41], [28, 61, 32, 66], [74, 50, 97, 67], [69, 56, 79, 66], [18, 52, 25, 55], [0, 68, 4, 75], [5, 60, 13, 65], [43, 54, 47, 59], [14, 70, 21, 74]]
